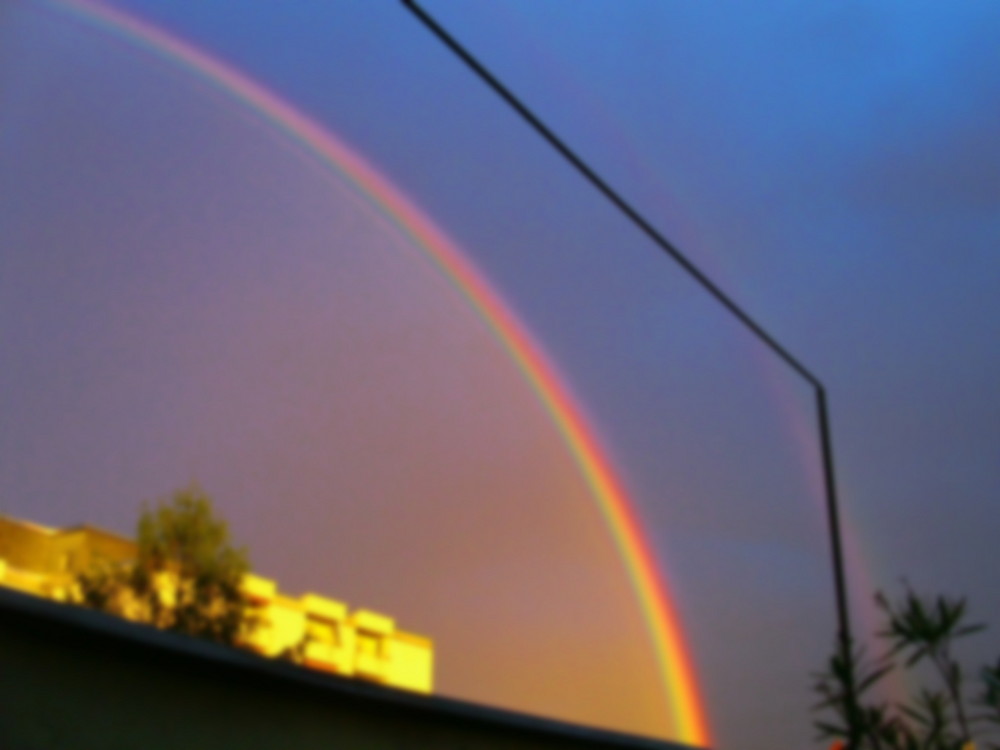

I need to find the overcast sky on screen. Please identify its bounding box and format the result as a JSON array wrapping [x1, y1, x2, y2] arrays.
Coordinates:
[[3, 2, 999, 748]]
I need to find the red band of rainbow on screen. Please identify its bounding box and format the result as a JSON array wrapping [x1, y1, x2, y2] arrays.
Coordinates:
[[44, 1, 711, 743]]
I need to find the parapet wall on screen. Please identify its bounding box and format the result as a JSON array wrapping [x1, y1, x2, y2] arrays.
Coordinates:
[[0, 587, 689, 750]]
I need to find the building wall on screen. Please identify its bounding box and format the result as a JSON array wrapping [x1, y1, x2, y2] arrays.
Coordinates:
[[0, 514, 433, 694], [0, 518, 137, 599]]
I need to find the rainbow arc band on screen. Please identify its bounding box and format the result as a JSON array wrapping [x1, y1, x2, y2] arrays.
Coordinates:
[[400, 2, 858, 746], [43, 1, 711, 744]]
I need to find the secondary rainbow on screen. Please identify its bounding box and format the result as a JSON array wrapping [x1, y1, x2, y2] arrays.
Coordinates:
[[48, 0, 712, 743]]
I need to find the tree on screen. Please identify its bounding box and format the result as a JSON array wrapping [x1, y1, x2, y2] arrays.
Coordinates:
[[813, 583, 995, 750], [76, 485, 251, 647]]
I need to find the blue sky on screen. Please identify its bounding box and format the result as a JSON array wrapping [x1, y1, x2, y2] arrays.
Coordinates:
[[3, 2, 999, 747]]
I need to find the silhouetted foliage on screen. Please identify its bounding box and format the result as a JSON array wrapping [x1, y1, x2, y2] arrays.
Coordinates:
[[977, 659, 1000, 750], [813, 640, 896, 744], [75, 485, 251, 646], [813, 583, 993, 750]]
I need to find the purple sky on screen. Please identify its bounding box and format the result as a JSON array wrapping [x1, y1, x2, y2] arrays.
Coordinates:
[[3, 2, 999, 748]]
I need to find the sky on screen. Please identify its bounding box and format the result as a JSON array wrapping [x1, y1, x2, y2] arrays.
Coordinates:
[[2, 1, 999, 748]]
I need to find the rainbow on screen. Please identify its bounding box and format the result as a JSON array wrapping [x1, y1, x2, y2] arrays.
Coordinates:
[[43, 0, 712, 743]]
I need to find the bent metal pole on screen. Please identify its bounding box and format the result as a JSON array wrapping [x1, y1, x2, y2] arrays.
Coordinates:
[[401, 2, 860, 746]]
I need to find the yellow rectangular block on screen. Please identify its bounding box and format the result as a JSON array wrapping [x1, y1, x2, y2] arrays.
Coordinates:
[[245, 595, 307, 658], [351, 609, 394, 635], [385, 631, 434, 694], [301, 593, 347, 622], [303, 635, 355, 676], [241, 573, 276, 604]]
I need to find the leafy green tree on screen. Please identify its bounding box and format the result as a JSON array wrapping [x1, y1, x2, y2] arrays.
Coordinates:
[[76, 485, 251, 646]]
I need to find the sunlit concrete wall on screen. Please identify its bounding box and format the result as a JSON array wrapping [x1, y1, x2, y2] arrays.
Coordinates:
[[0, 514, 432, 693], [0, 588, 688, 750], [0, 516, 133, 599]]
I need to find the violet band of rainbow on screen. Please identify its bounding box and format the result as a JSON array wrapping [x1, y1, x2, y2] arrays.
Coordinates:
[[45, 0, 712, 743]]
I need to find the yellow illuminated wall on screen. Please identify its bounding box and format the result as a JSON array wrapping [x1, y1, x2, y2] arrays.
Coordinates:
[[0, 514, 433, 694]]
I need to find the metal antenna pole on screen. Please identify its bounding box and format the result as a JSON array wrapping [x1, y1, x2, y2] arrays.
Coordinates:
[[401, 2, 859, 745]]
